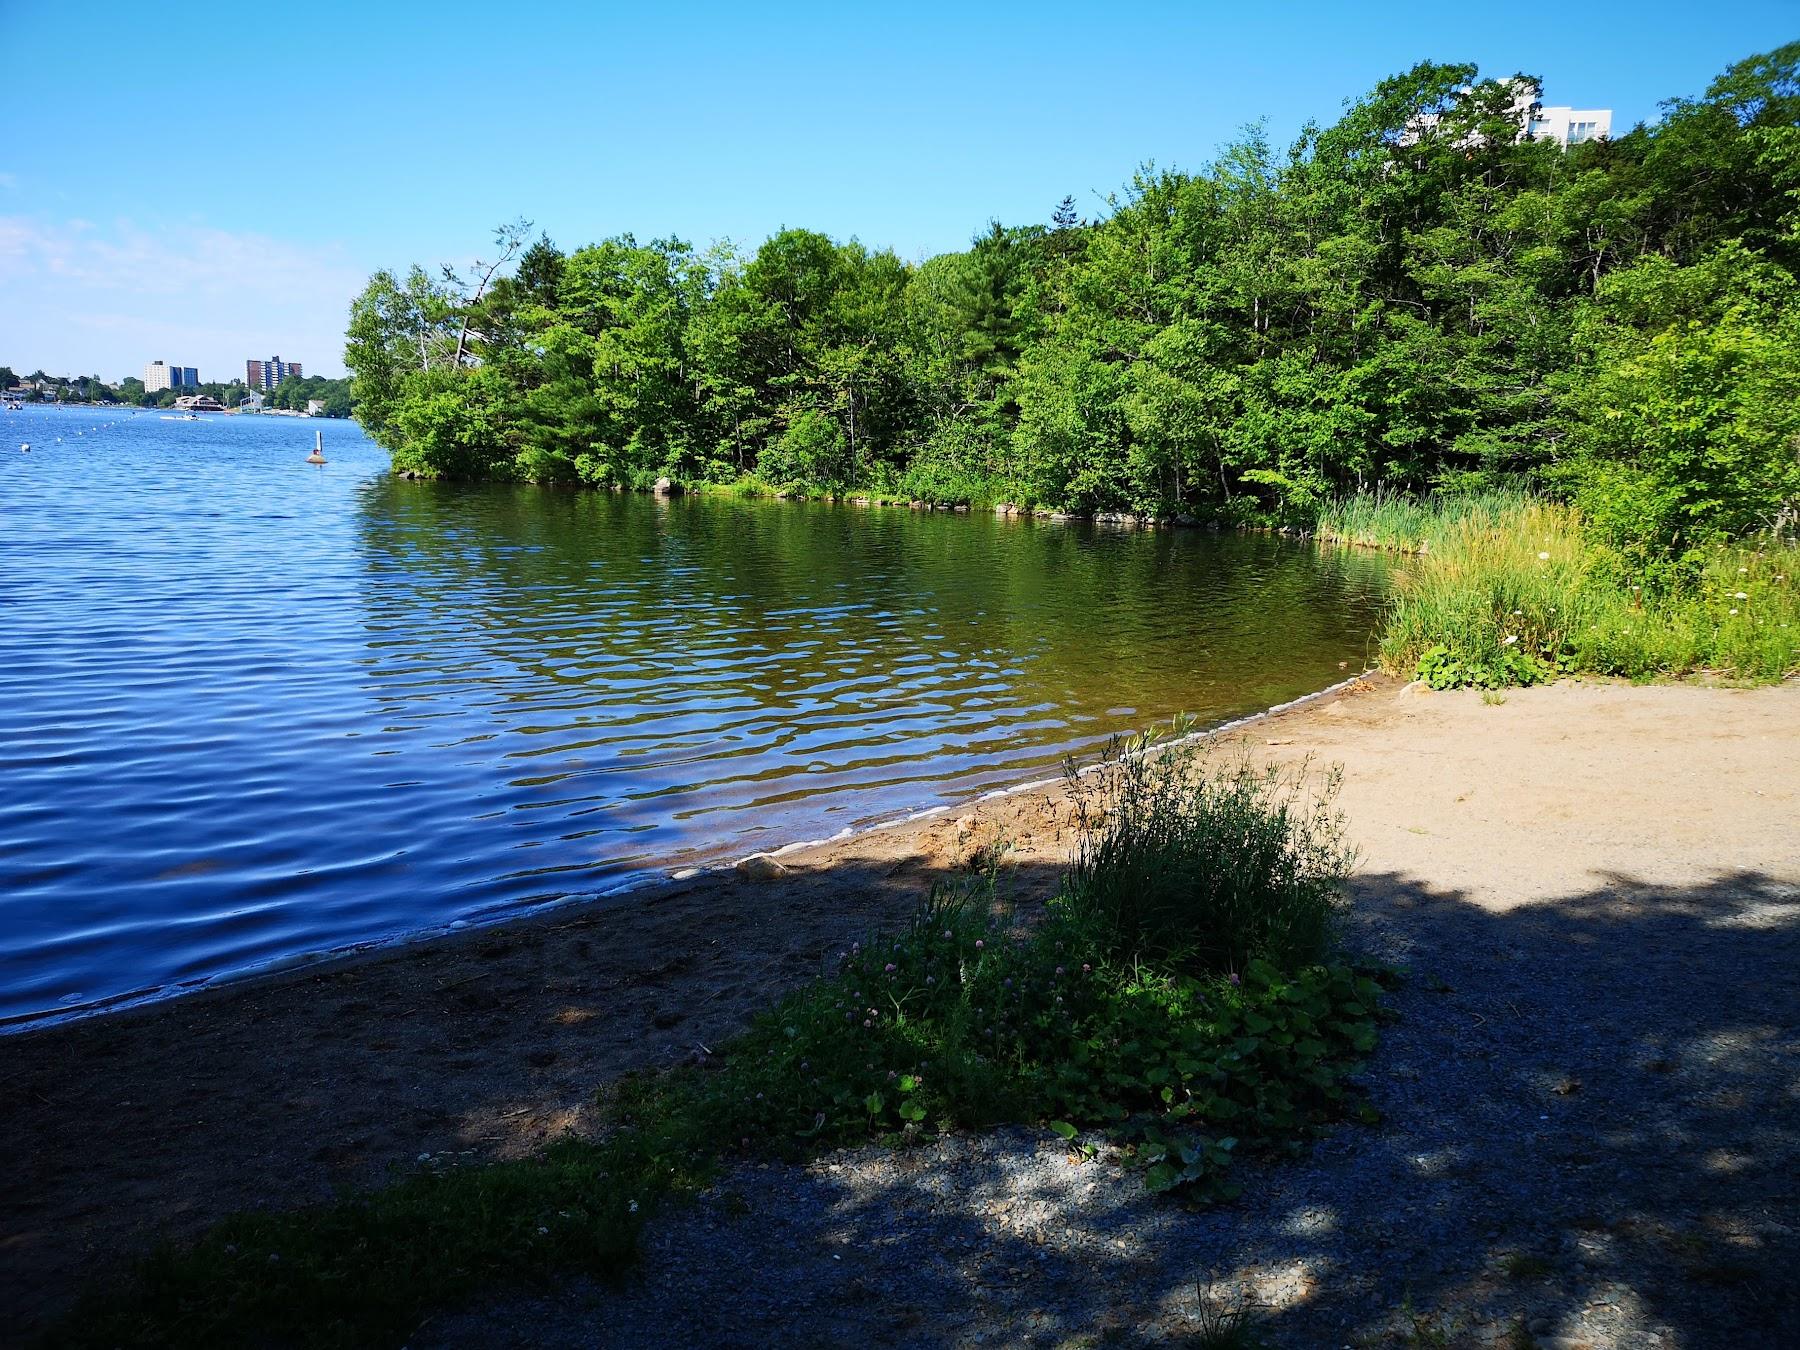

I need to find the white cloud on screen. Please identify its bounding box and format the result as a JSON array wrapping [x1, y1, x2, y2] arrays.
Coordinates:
[[0, 214, 365, 381]]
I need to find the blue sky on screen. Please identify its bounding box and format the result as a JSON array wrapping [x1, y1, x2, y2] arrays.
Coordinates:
[[4, 1, 1794, 382]]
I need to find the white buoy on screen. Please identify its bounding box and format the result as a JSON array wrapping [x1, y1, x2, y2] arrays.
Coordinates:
[[306, 430, 327, 465], [20, 442, 28, 452]]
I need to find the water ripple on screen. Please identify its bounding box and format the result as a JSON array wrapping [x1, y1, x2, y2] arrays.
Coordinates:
[[0, 404, 1391, 1027]]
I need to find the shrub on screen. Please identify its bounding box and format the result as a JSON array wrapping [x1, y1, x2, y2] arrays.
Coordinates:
[[896, 418, 1004, 506], [1558, 250, 1800, 572], [632, 874, 1383, 1205], [1061, 736, 1353, 975], [386, 368, 516, 480], [759, 408, 850, 489]]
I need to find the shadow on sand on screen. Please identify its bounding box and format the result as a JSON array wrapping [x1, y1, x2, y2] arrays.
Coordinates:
[[5, 851, 1797, 1347], [414, 865, 1800, 1348]]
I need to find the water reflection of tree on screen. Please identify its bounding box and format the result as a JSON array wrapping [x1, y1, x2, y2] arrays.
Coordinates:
[[349, 481, 1391, 850]]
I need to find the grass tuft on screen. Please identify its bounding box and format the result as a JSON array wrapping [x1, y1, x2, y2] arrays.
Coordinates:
[[1063, 737, 1352, 977]]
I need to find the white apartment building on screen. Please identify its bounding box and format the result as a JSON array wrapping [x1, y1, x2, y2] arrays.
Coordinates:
[[1526, 104, 1612, 146], [1401, 79, 1612, 149], [143, 360, 199, 391]]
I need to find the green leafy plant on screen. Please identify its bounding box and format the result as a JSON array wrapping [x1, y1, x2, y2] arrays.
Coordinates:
[[1061, 736, 1353, 975]]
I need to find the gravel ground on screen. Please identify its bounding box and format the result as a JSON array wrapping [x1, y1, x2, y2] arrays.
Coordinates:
[[417, 688, 1800, 1349]]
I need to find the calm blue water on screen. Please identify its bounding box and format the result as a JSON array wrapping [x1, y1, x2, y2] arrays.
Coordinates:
[[0, 404, 1391, 1027]]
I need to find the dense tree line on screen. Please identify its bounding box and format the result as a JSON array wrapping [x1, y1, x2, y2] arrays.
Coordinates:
[[347, 45, 1800, 571], [266, 374, 355, 417]]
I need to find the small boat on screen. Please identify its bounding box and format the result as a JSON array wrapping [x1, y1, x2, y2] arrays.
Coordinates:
[[160, 413, 200, 422]]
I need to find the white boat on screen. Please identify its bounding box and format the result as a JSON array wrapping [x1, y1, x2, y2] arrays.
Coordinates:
[[160, 413, 201, 422]]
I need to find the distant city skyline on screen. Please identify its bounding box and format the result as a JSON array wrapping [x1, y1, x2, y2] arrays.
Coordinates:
[[3, 0, 1796, 381]]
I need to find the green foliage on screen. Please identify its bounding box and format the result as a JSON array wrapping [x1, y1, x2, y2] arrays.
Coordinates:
[[387, 368, 515, 479], [626, 738, 1375, 1209], [57, 743, 1384, 1348], [53, 1140, 659, 1349], [266, 373, 355, 418], [1366, 491, 1800, 686], [1062, 739, 1352, 975], [1415, 642, 1556, 691], [345, 43, 1800, 541], [1560, 268, 1800, 574], [760, 406, 849, 489], [897, 417, 1006, 505]]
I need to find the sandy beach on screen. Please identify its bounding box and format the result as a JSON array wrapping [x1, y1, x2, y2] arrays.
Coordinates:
[[4, 674, 1798, 1341]]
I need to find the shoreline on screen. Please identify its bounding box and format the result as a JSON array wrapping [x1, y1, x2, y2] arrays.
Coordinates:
[[391, 466, 1333, 537], [0, 671, 1382, 1041], [7, 673, 1798, 1338]]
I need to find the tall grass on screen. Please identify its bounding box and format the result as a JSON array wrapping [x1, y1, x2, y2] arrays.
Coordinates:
[[1315, 486, 1538, 555], [1063, 736, 1352, 975], [1355, 493, 1800, 685]]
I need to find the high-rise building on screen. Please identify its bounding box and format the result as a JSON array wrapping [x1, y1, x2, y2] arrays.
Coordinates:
[[1401, 79, 1611, 150], [246, 356, 303, 390], [143, 361, 200, 391], [1527, 104, 1613, 147]]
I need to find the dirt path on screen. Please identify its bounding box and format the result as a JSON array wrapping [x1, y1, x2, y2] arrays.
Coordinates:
[[5, 676, 1799, 1345]]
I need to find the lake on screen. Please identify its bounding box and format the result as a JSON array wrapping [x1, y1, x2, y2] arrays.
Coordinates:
[[0, 405, 1391, 1027]]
